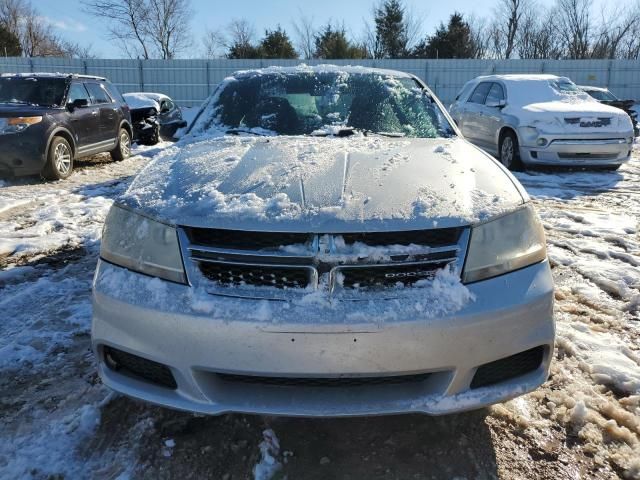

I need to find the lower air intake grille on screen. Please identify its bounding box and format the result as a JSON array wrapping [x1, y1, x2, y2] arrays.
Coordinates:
[[470, 346, 544, 389], [198, 262, 312, 289], [217, 372, 432, 387], [104, 346, 177, 389]]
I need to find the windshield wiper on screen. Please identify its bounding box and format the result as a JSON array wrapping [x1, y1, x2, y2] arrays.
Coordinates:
[[225, 128, 271, 136], [311, 127, 406, 138]]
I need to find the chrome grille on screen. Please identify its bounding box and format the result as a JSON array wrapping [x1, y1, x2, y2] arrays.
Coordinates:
[[179, 227, 468, 296], [335, 259, 456, 288], [564, 117, 611, 127], [340, 227, 462, 247], [198, 260, 315, 289]]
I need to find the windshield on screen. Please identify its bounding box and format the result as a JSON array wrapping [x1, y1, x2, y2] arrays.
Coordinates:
[[0, 77, 67, 107], [198, 71, 456, 138], [549, 79, 590, 100], [586, 89, 618, 102]]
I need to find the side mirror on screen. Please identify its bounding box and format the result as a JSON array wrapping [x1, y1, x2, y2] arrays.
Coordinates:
[[486, 99, 506, 109], [68, 98, 88, 110]]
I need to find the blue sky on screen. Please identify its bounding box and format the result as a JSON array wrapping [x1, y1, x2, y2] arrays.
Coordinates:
[[37, 0, 605, 58]]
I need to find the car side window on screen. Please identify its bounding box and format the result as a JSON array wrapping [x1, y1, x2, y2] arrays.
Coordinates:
[[67, 82, 91, 104], [160, 99, 174, 113], [104, 81, 127, 103], [485, 83, 505, 105], [85, 82, 113, 104], [468, 83, 492, 104]]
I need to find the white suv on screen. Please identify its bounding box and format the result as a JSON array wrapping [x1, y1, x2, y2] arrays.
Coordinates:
[[449, 74, 634, 170]]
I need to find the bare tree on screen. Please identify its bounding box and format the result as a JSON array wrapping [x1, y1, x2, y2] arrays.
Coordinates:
[[144, 0, 191, 58], [362, 17, 383, 58], [202, 28, 226, 58], [590, 1, 640, 59], [0, 0, 93, 57], [467, 14, 491, 58], [554, 0, 592, 58], [82, 0, 151, 58], [292, 10, 316, 59], [490, 0, 530, 58], [204, 19, 259, 59], [517, 7, 564, 58], [82, 0, 191, 59]]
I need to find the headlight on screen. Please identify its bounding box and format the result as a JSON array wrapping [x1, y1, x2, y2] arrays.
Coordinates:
[[519, 126, 539, 142], [0, 116, 42, 134], [462, 204, 547, 283], [100, 204, 186, 283]]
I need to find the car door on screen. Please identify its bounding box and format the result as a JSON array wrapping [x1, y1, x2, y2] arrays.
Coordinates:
[[85, 82, 119, 147], [477, 82, 506, 153], [66, 81, 101, 150], [460, 82, 492, 145]]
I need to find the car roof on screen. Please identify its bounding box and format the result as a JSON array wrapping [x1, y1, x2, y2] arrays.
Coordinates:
[[472, 74, 568, 83], [0, 72, 107, 81], [231, 64, 414, 80], [123, 92, 170, 101], [577, 85, 609, 92]]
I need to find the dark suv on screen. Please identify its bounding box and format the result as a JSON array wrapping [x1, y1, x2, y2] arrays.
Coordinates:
[[0, 73, 133, 180]]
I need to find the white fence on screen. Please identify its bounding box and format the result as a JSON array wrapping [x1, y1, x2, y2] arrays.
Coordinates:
[[1, 57, 640, 107]]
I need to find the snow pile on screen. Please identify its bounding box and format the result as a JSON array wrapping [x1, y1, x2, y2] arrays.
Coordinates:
[[253, 429, 281, 480], [557, 322, 640, 395], [1, 403, 102, 477], [96, 262, 475, 325]]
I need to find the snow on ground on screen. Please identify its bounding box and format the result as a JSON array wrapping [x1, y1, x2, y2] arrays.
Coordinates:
[[0, 141, 639, 479]]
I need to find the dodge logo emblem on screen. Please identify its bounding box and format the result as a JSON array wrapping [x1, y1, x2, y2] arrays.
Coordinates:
[[385, 270, 435, 279]]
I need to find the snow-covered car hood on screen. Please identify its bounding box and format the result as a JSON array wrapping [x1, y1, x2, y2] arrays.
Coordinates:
[[507, 97, 633, 134], [120, 135, 526, 232]]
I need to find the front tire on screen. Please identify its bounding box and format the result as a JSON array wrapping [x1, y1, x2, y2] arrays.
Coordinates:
[[110, 128, 131, 161], [499, 131, 523, 171], [42, 136, 73, 180]]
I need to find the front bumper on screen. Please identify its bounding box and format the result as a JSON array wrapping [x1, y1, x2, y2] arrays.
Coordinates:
[[520, 135, 632, 167], [92, 259, 555, 416], [0, 129, 47, 176]]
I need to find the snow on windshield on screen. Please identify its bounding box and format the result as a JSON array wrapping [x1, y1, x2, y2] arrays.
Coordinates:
[[189, 67, 455, 139], [503, 77, 594, 107]]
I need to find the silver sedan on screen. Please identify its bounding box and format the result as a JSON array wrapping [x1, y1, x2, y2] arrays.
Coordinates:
[[92, 66, 555, 416]]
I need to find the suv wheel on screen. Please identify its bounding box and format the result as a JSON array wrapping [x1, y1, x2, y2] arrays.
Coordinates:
[[42, 136, 73, 180], [111, 128, 131, 161], [499, 131, 523, 171]]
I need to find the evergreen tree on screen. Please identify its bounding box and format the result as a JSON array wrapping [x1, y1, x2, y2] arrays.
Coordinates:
[[259, 27, 297, 59], [0, 24, 21, 56], [412, 13, 475, 59], [227, 41, 261, 59], [314, 24, 366, 59], [374, 0, 409, 58]]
